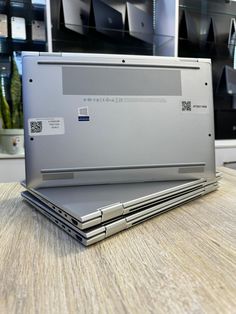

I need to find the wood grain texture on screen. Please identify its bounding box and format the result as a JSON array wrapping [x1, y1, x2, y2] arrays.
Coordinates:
[[0, 167, 236, 314]]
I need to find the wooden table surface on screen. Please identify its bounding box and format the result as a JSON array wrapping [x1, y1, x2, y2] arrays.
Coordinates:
[[0, 167, 236, 314]]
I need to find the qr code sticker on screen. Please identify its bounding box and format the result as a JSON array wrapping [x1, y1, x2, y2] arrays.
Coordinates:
[[182, 101, 192, 112], [30, 121, 42, 133]]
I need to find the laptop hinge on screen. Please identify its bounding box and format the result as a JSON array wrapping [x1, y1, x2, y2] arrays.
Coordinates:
[[203, 183, 218, 194], [105, 219, 127, 237], [100, 203, 124, 222]]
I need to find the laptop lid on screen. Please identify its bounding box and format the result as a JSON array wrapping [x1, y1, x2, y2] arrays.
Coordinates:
[[62, 0, 91, 35], [92, 0, 124, 38], [22, 181, 218, 246], [179, 10, 212, 44], [22, 53, 216, 188], [23, 178, 208, 229], [22, 185, 207, 237], [217, 65, 236, 95], [126, 2, 153, 44]]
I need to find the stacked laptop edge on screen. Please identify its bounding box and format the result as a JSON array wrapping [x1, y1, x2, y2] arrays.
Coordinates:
[[21, 52, 219, 246]]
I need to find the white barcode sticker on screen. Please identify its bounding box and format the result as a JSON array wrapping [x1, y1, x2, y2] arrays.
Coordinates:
[[28, 118, 65, 136], [181, 101, 209, 114]]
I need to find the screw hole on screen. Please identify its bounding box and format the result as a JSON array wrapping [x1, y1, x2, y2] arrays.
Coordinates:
[[29, 79, 33, 83], [30, 137, 34, 141], [122, 59, 125, 63], [205, 82, 208, 86], [208, 133, 212, 137]]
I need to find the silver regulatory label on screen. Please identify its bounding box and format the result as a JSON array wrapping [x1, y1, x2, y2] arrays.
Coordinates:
[[28, 117, 65, 136]]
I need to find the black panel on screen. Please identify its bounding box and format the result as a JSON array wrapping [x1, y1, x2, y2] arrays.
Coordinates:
[[215, 109, 236, 139]]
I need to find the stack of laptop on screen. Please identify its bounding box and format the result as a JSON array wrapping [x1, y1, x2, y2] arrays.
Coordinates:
[[21, 52, 219, 246]]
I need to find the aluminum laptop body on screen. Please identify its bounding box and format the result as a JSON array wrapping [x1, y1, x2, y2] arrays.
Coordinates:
[[126, 2, 153, 44], [23, 52, 215, 188], [179, 10, 211, 44], [217, 65, 236, 95], [21, 179, 218, 246], [92, 0, 124, 38], [22, 177, 217, 230], [62, 0, 91, 35]]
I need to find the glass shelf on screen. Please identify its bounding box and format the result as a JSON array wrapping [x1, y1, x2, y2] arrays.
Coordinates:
[[179, 0, 236, 18], [0, 0, 47, 143], [51, 20, 175, 56], [0, 0, 45, 8], [0, 0, 47, 52], [179, 9, 235, 46], [49, 0, 177, 56], [0, 38, 46, 54], [0, 0, 45, 23]]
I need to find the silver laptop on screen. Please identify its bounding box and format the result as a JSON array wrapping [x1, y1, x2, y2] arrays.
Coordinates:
[[93, 0, 124, 38], [22, 52, 215, 188], [179, 10, 211, 44], [21, 177, 218, 230], [126, 2, 153, 44], [21, 179, 218, 246], [62, 0, 91, 35], [217, 65, 236, 95]]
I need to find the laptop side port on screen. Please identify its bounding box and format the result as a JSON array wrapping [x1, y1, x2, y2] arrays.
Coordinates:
[[75, 234, 82, 242], [71, 218, 78, 226]]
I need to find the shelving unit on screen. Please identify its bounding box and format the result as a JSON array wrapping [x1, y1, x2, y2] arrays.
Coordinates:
[[0, 0, 47, 106], [179, 0, 236, 140], [0, 0, 47, 181], [48, 0, 178, 57], [0, 0, 47, 54]]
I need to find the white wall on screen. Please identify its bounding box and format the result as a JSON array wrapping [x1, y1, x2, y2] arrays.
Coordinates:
[[215, 140, 236, 166], [0, 157, 25, 183]]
